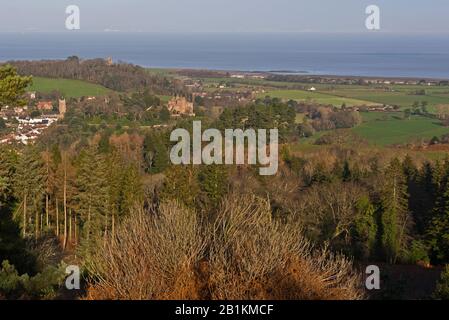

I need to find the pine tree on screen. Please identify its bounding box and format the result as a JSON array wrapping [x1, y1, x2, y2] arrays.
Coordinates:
[[416, 161, 437, 232], [0, 65, 32, 108], [41, 147, 59, 232], [52, 151, 77, 248], [402, 155, 418, 180], [119, 163, 142, 216], [0, 146, 17, 208], [351, 196, 377, 260], [74, 148, 109, 253], [143, 132, 169, 174], [13, 147, 46, 238], [51, 145, 62, 237], [160, 165, 200, 209], [427, 159, 449, 263], [198, 165, 228, 210], [402, 155, 422, 234], [380, 158, 410, 263], [106, 152, 142, 238]]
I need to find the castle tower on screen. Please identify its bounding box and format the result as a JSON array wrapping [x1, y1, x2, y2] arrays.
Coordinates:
[[58, 99, 67, 117]]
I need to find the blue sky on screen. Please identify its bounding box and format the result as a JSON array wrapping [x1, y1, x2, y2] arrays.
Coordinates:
[[0, 0, 448, 33]]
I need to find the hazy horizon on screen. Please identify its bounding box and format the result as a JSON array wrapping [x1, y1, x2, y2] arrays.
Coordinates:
[[1, 0, 448, 33]]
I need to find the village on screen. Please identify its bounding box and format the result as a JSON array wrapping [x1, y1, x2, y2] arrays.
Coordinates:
[[0, 94, 66, 145], [0, 86, 202, 146]]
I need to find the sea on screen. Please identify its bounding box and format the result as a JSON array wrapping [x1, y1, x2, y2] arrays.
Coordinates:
[[1, 32, 449, 79]]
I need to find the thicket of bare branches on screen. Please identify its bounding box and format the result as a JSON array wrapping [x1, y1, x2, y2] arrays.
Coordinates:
[[207, 194, 363, 300], [85, 201, 206, 299], [293, 182, 365, 242], [86, 194, 364, 300]]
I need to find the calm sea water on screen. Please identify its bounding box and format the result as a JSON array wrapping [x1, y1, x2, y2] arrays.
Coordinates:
[[1, 32, 449, 79]]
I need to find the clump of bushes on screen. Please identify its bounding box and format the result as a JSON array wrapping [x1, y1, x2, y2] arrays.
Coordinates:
[[86, 194, 364, 300], [0, 260, 66, 300], [433, 265, 449, 300], [404, 240, 430, 265]]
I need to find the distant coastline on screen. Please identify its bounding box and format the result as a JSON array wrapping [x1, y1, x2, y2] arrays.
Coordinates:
[[3, 59, 449, 82], [159, 67, 449, 82], [1, 32, 449, 79]]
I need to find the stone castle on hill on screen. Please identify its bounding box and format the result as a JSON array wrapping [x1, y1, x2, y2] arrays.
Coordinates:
[[168, 96, 195, 116]]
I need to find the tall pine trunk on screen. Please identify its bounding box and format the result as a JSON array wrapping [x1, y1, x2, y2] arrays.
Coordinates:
[[74, 213, 78, 245], [45, 150, 50, 229], [69, 208, 72, 244], [23, 193, 27, 237], [87, 204, 91, 242], [56, 198, 59, 236], [35, 205, 39, 240], [63, 164, 68, 250], [46, 194, 49, 228], [112, 213, 115, 239], [104, 209, 108, 246]]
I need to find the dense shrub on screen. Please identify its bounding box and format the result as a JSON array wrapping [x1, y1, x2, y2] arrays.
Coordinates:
[[404, 240, 430, 265], [86, 195, 364, 300], [0, 260, 66, 300]]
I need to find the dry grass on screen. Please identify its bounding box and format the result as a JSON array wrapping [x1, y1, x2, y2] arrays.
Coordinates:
[[86, 194, 364, 300]]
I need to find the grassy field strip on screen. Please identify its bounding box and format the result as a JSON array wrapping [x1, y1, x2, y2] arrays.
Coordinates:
[[323, 89, 449, 110], [29, 77, 112, 98], [353, 114, 449, 146], [257, 89, 376, 107]]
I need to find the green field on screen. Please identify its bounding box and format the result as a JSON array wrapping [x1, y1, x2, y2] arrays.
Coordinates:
[[29, 77, 111, 98], [191, 73, 449, 111], [329, 90, 449, 110], [352, 112, 449, 146], [293, 85, 449, 111], [257, 89, 378, 107]]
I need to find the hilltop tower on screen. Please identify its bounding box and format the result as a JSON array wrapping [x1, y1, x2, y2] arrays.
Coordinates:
[[58, 99, 67, 118]]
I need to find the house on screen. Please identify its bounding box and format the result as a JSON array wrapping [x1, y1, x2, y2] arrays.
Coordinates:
[[37, 101, 53, 111], [14, 107, 24, 114], [167, 97, 195, 116]]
